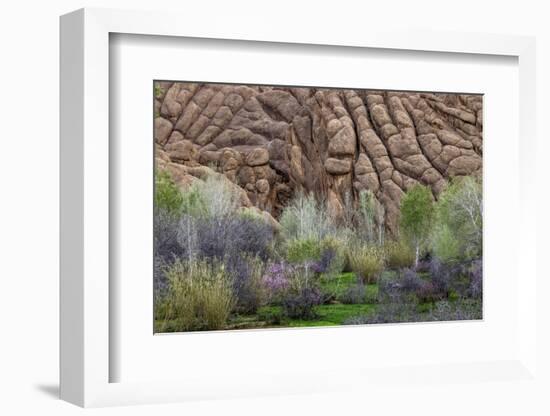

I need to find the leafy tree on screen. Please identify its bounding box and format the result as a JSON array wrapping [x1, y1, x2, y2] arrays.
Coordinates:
[[399, 184, 434, 267], [433, 176, 482, 260]]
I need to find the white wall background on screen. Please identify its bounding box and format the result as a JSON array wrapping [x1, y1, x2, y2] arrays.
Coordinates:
[[0, 1, 547, 415]]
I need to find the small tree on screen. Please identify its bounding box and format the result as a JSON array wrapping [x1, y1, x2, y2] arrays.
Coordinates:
[[434, 176, 482, 260], [399, 184, 434, 267]]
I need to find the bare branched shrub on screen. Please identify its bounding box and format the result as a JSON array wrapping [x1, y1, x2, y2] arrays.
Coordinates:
[[176, 214, 199, 262], [154, 208, 183, 262], [195, 173, 241, 219], [357, 190, 385, 245], [226, 255, 267, 314], [154, 208, 184, 296], [468, 259, 483, 299], [340, 190, 385, 244], [279, 192, 333, 242], [194, 216, 273, 261], [426, 299, 482, 321]]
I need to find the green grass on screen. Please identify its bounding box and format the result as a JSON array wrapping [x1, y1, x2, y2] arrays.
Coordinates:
[[228, 303, 377, 329], [287, 304, 376, 327], [320, 272, 356, 296], [320, 272, 379, 300]]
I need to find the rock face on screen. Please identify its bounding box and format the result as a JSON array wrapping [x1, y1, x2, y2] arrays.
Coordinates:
[[154, 82, 483, 235]]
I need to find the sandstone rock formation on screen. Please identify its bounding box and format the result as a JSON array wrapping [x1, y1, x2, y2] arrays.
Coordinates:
[[154, 81, 483, 235]]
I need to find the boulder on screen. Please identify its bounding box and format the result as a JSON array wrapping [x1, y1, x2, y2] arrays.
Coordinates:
[[165, 140, 198, 162], [245, 148, 270, 166], [324, 158, 352, 175]]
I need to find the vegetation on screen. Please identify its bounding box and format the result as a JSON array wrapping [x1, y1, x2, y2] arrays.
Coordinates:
[[399, 184, 434, 267], [285, 238, 322, 264], [347, 244, 384, 284], [154, 171, 482, 332], [154, 84, 165, 99], [279, 192, 333, 241], [357, 190, 385, 245], [155, 259, 234, 332], [155, 170, 184, 215], [433, 176, 482, 260], [384, 238, 415, 269]]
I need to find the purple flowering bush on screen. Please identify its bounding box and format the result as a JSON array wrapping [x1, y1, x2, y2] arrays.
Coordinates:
[[280, 262, 323, 319], [261, 260, 323, 319], [281, 286, 323, 319], [262, 262, 291, 300]]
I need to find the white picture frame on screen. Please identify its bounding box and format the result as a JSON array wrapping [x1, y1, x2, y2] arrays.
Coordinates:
[[60, 7, 540, 408]]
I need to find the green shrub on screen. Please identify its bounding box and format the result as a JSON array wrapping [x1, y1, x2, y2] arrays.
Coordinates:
[[155, 170, 183, 215], [348, 244, 385, 284], [285, 238, 322, 264], [238, 207, 265, 222], [155, 170, 244, 220], [180, 185, 207, 217], [384, 239, 415, 269], [155, 259, 234, 332], [431, 224, 461, 261], [154, 84, 164, 98], [319, 236, 348, 276]]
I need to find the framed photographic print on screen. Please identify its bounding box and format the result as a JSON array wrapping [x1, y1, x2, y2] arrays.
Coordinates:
[[60, 7, 541, 410]]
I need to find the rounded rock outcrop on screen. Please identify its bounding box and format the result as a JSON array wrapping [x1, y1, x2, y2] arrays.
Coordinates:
[[154, 82, 483, 235]]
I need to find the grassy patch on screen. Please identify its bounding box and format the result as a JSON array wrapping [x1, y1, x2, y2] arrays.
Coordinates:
[[288, 304, 376, 327], [243, 303, 377, 328], [320, 272, 356, 295], [321, 272, 380, 298]]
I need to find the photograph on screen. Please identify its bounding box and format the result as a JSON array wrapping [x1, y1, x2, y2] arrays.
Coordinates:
[[153, 81, 483, 333]]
